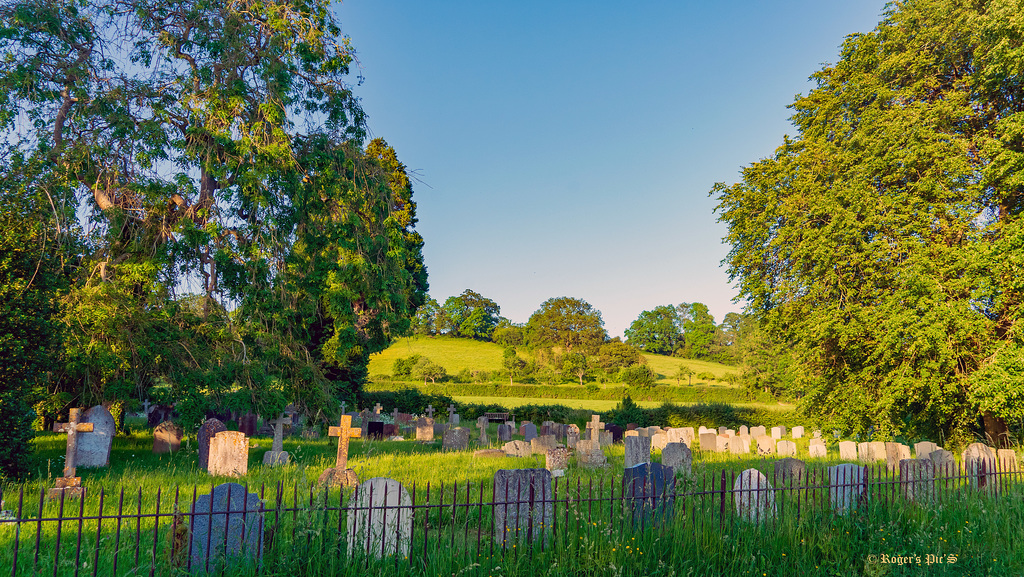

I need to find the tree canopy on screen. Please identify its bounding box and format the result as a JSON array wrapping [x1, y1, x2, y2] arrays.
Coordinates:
[[624, 305, 682, 355], [0, 0, 427, 440], [713, 0, 1024, 442], [526, 296, 607, 353]]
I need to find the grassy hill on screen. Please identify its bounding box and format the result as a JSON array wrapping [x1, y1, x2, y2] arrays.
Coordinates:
[[368, 335, 740, 387]]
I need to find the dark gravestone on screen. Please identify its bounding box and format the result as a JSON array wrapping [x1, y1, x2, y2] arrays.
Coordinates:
[[383, 424, 399, 437], [368, 421, 385, 440], [626, 423, 638, 431], [238, 413, 258, 437], [493, 469, 553, 549], [189, 483, 263, 572], [198, 419, 228, 471], [623, 463, 675, 527], [77, 405, 116, 468], [521, 423, 538, 442], [147, 404, 175, 428], [605, 424, 625, 443]]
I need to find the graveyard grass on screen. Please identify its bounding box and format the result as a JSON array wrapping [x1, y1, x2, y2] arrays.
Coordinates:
[[5, 424, 1023, 576]]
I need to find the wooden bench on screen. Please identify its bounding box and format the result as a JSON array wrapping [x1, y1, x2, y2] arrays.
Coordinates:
[[484, 412, 512, 422]]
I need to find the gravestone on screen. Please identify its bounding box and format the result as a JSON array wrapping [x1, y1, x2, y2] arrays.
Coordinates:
[[208, 431, 249, 477], [770, 426, 784, 440], [446, 404, 458, 426], [373, 403, 383, 415], [626, 423, 638, 431], [651, 432, 669, 452], [776, 440, 797, 457], [319, 415, 362, 488], [812, 430, 822, 438], [598, 430, 613, 447], [899, 459, 935, 502], [838, 441, 857, 460], [929, 449, 956, 475], [546, 447, 569, 476], [77, 405, 116, 468], [262, 414, 292, 466], [774, 458, 806, 485], [914, 441, 939, 460], [808, 438, 827, 458], [739, 425, 749, 436], [963, 443, 997, 488], [566, 424, 580, 449], [624, 436, 652, 469], [605, 424, 625, 443], [729, 436, 750, 455], [791, 426, 804, 439], [585, 415, 604, 441], [717, 426, 728, 435], [750, 426, 766, 439], [699, 432, 718, 452], [493, 469, 553, 548], [828, 464, 865, 513], [48, 408, 95, 499], [442, 427, 470, 451], [756, 435, 775, 456], [238, 413, 258, 438], [661, 442, 691, 475], [474, 449, 506, 459], [576, 439, 607, 468], [367, 422, 385, 440], [198, 419, 228, 471], [257, 424, 273, 437], [382, 424, 399, 437], [531, 435, 557, 455], [733, 469, 776, 523], [716, 435, 731, 452], [153, 421, 183, 454], [415, 418, 435, 442], [885, 442, 911, 471], [521, 423, 538, 442], [869, 441, 886, 462], [189, 483, 263, 572], [625, 430, 639, 438], [496, 424, 513, 442], [502, 440, 532, 458], [476, 416, 490, 445], [622, 463, 675, 526], [997, 449, 1019, 472], [347, 478, 412, 558], [147, 404, 174, 428]]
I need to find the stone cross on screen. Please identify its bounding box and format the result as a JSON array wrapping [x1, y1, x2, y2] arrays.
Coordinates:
[[373, 403, 383, 415], [340, 401, 347, 415], [269, 413, 291, 452], [447, 404, 457, 422], [425, 405, 435, 419], [328, 415, 362, 470], [141, 399, 152, 415], [391, 407, 399, 423], [54, 408, 95, 479], [586, 415, 604, 439]]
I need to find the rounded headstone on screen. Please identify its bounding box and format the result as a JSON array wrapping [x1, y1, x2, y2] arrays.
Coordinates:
[[77, 405, 116, 468], [733, 469, 776, 523], [198, 419, 228, 470]]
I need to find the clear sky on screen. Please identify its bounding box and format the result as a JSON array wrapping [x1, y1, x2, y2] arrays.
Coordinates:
[[336, 0, 889, 338]]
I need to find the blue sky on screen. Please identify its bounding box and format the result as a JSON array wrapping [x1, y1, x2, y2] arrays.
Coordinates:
[[336, 0, 889, 338]]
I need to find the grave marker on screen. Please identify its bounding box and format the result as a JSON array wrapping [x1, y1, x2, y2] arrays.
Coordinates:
[[262, 414, 292, 466], [442, 427, 470, 451], [208, 431, 249, 477], [319, 415, 361, 488], [198, 419, 228, 471], [153, 421, 183, 454], [546, 447, 569, 476], [623, 463, 675, 526], [661, 442, 692, 474], [733, 469, 777, 523], [900, 459, 935, 502], [77, 405, 115, 468], [828, 464, 865, 513], [189, 483, 263, 572], [624, 436, 652, 468], [963, 443, 997, 488], [347, 478, 412, 558], [838, 441, 857, 460], [585, 415, 604, 441], [493, 469, 553, 549], [415, 417, 435, 442], [48, 408, 95, 499]]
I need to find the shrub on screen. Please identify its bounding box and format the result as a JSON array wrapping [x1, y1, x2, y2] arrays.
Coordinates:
[[621, 364, 656, 388]]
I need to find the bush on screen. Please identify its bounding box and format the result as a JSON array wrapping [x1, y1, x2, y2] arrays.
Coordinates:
[[392, 354, 422, 378], [621, 364, 656, 388], [606, 395, 647, 427]]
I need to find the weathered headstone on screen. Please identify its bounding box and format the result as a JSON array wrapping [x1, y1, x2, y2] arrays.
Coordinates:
[[189, 483, 263, 572], [262, 414, 292, 466], [929, 449, 955, 475], [347, 478, 412, 558], [153, 421, 183, 454], [774, 458, 805, 485], [733, 469, 776, 523], [717, 426, 728, 435], [493, 469, 553, 548], [521, 423, 538, 442], [750, 426, 766, 439], [885, 442, 911, 471], [963, 443, 997, 488], [605, 424, 625, 443], [373, 403, 383, 415], [598, 430, 613, 447], [77, 405, 115, 468], [474, 449, 506, 459], [899, 458, 935, 502], [575, 439, 607, 468], [869, 441, 886, 462], [699, 432, 718, 452], [566, 424, 580, 449], [791, 426, 804, 439], [319, 415, 361, 488], [238, 413, 258, 438], [756, 435, 775, 456], [198, 419, 228, 471], [828, 464, 865, 513], [776, 440, 797, 457], [442, 427, 470, 451], [651, 432, 669, 452], [729, 436, 751, 455], [997, 449, 1019, 472], [738, 425, 749, 437], [503, 440, 532, 458], [808, 438, 827, 458], [585, 415, 604, 441], [424, 405, 435, 419], [208, 431, 249, 477], [496, 424, 512, 443], [770, 426, 783, 440], [546, 447, 569, 476], [624, 436, 652, 468], [716, 435, 731, 452], [476, 416, 490, 445], [48, 408, 95, 499], [531, 435, 557, 455], [661, 442, 691, 475], [622, 463, 675, 525], [838, 441, 857, 460], [415, 417, 434, 442], [367, 421, 385, 440], [914, 441, 939, 460]]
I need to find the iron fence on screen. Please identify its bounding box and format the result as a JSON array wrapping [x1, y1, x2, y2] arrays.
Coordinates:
[[0, 458, 1020, 576]]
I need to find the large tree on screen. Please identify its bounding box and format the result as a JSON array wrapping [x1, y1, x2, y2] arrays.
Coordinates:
[[713, 0, 1024, 442], [677, 302, 717, 360], [526, 296, 607, 354], [436, 289, 501, 340], [0, 0, 426, 425], [624, 305, 682, 355]]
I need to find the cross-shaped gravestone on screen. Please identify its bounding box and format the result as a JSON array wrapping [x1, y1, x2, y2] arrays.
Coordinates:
[[586, 415, 605, 439], [391, 407, 400, 423], [447, 404, 457, 422], [328, 415, 362, 470], [425, 405, 435, 419], [269, 414, 291, 452], [141, 399, 152, 416], [50, 408, 95, 498], [374, 403, 383, 415], [340, 401, 347, 415]]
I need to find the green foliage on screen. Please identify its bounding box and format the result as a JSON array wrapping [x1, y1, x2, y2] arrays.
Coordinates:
[[412, 357, 447, 384], [605, 395, 646, 426], [436, 290, 500, 339], [526, 296, 607, 353], [392, 355, 423, 378], [624, 305, 682, 355], [360, 388, 454, 417], [501, 347, 528, 385], [713, 0, 1024, 439], [596, 338, 643, 372], [620, 364, 656, 388], [677, 302, 717, 360], [492, 325, 525, 347], [561, 351, 590, 385]]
